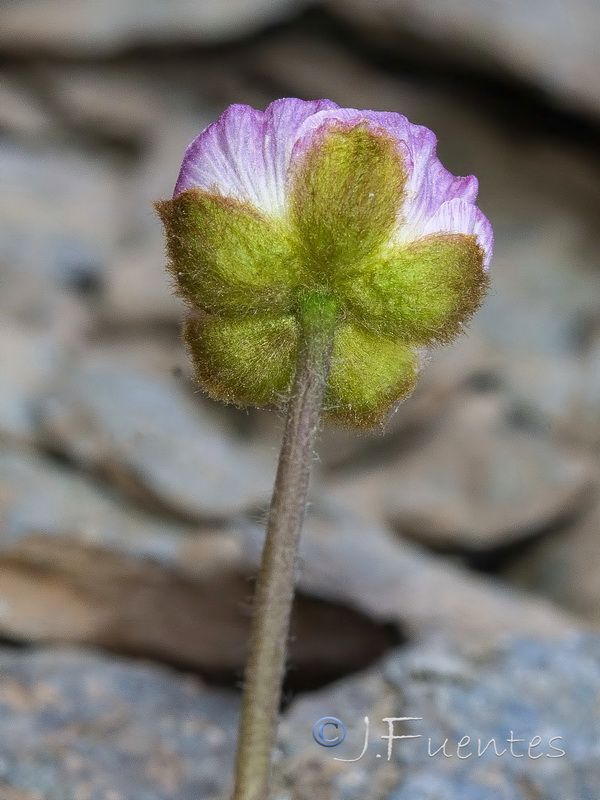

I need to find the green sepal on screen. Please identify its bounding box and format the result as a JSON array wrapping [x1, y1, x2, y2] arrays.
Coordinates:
[[156, 128, 489, 429], [290, 122, 406, 283], [325, 323, 419, 428], [155, 189, 301, 316], [339, 232, 488, 344], [183, 312, 298, 406]]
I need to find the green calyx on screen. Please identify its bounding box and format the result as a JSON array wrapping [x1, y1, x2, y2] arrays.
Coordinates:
[[156, 124, 487, 429]]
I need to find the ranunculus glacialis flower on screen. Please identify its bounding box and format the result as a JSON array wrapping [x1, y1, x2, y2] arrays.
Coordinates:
[[156, 98, 492, 427]]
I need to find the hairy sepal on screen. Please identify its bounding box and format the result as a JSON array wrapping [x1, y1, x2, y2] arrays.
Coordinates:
[[340, 233, 488, 344], [184, 312, 299, 407], [155, 189, 300, 316], [290, 121, 406, 285], [325, 323, 419, 428]]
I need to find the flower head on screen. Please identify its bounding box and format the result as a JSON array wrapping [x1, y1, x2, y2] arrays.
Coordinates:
[[156, 98, 492, 428]]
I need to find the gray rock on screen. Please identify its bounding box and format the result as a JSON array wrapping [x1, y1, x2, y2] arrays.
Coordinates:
[[41, 66, 222, 327], [0, 74, 55, 138], [0, 646, 239, 800], [330, 392, 592, 554], [497, 353, 583, 436], [0, 144, 117, 284], [46, 65, 187, 140], [0, 0, 315, 55], [505, 490, 600, 626], [327, 0, 600, 115], [0, 442, 574, 672], [0, 143, 117, 327], [81, 334, 191, 387], [0, 636, 597, 799], [571, 335, 600, 445], [100, 108, 216, 326], [35, 357, 275, 520], [0, 324, 65, 444], [473, 212, 600, 360], [279, 634, 600, 800]]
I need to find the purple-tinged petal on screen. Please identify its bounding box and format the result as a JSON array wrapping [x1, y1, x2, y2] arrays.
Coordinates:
[[174, 98, 338, 216], [422, 198, 494, 269], [289, 107, 481, 244], [175, 104, 265, 204], [340, 112, 479, 225], [261, 98, 338, 213], [334, 111, 479, 228]]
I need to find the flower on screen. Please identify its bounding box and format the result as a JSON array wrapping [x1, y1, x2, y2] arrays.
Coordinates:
[[156, 98, 492, 428]]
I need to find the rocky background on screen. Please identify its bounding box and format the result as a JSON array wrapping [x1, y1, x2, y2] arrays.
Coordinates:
[[1, 1, 600, 798]]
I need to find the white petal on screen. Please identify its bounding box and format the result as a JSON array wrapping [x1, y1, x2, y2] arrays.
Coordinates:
[[174, 98, 338, 216], [422, 198, 494, 269]]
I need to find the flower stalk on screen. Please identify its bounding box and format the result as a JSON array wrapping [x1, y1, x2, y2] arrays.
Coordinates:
[[232, 293, 339, 800]]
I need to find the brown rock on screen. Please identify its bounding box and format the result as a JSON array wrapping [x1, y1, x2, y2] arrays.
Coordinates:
[[242, 503, 578, 652], [0, 448, 395, 683]]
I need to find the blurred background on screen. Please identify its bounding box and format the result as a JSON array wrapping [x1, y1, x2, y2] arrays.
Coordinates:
[[1, 1, 600, 798]]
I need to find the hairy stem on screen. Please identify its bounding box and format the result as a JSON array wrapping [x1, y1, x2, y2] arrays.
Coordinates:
[[231, 293, 338, 800]]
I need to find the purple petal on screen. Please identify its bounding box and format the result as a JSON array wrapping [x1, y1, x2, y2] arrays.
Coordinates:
[[360, 113, 479, 235], [174, 98, 338, 215], [289, 106, 483, 238]]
